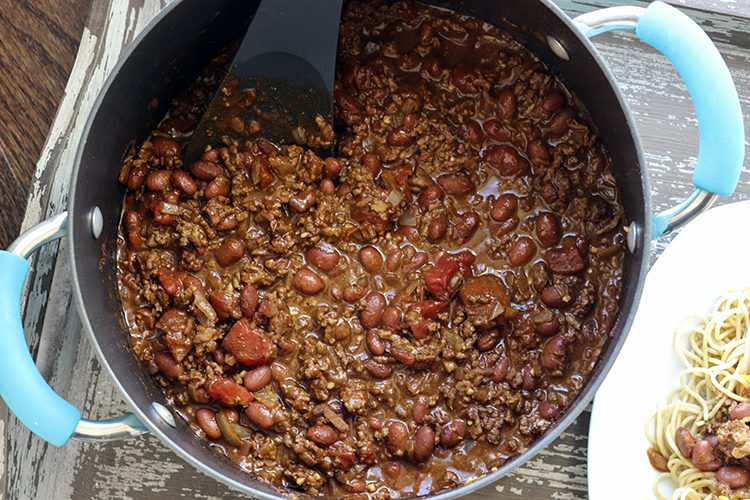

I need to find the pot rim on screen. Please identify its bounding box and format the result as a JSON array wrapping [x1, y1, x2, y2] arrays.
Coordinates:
[[68, 0, 650, 498]]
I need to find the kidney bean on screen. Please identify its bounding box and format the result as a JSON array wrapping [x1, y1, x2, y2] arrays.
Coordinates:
[[541, 284, 572, 308], [364, 359, 392, 379], [549, 108, 575, 137], [492, 356, 510, 382], [386, 249, 403, 272], [402, 112, 418, 131], [542, 335, 567, 371], [545, 246, 585, 275], [495, 217, 520, 238], [270, 361, 291, 382], [496, 88, 517, 119], [386, 128, 413, 147], [293, 267, 324, 295], [245, 401, 275, 429], [413, 425, 436, 462], [412, 401, 429, 424], [461, 119, 484, 145], [306, 246, 340, 272], [542, 92, 565, 113], [368, 416, 383, 431], [382, 306, 402, 330], [731, 401, 750, 420], [490, 194, 518, 222], [418, 184, 445, 210], [124, 211, 142, 248], [538, 402, 560, 420], [215, 237, 245, 267], [675, 427, 695, 458], [343, 284, 368, 303], [359, 246, 384, 274], [485, 145, 520, 176], [456, 211, 480, 242], [323, 157, 341, 179], [522, 365, 536, 390], [126, 164, 148, 191], [527, 140, 549, 165], [389, 347, 415, 366], [532, 309, 561, 336], [384, 461, 402, 478], [146, 170, 171, 192], [195, 408, 222, 439], [388, 421, 409, 453], [717, 466, 750, 488], [151, 136, 180, 158], [423, 55, 443, 78], [428, 215, 448, 242], [437, 172, 475, 196], [205, 176, 230, 199], [320, 178, 335, 195], [243, 366, 272, 392], [536, 213, 562, 247], [240, 284, 259, 319], [190, 160, 224, 181], [366, 330, 386, 355], [154, 351, 183, 380], [360, 292, 386, 329], [508, 236, 536, 266], [452, 65, 475, 93], [693, 440, 721, 471], [440, 420, 467, 448], [307, 424, 339, 447], [335, 89, 362, 114], [483, 119, 510, 142], [170, 170, 197, 196], [477, 329, 500, 352], [208, 290, 238, 320], [362, 153, 382, 176], [409, 252, 429, 270]]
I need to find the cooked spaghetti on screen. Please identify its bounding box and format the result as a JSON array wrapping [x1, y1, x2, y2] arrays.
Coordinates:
[[647, 288, 750, 499]]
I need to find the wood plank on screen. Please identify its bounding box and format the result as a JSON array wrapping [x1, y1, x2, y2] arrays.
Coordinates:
[[2, 1, 749, 499], [0, 0, 89, 248]]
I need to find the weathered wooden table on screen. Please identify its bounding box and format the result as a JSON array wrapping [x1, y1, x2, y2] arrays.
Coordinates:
[[2, 1, 749, 498]]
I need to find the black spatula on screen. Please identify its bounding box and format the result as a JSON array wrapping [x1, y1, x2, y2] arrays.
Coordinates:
[[183, 0, 344, 162]]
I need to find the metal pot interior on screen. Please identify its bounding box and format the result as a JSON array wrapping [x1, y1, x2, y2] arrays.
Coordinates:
[[68, 0, 648, 498]]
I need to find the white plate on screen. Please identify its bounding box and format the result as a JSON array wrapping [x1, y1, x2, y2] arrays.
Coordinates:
[[588, 200, 750, 500]]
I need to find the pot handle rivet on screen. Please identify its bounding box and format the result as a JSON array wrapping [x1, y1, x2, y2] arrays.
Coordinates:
[[90, 206, 103, 239]]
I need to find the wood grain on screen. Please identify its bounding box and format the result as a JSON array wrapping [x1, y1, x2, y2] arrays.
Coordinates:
[[0, 0, 89, 249], [0, 1, 748, 499]]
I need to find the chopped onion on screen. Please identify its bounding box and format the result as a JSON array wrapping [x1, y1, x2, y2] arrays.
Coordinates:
[[398, 210, 417, 227], [323, 405, 349, 433], [387, 189, 403, 206]]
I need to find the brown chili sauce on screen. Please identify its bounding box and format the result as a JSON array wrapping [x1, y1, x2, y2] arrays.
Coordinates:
[[116, 2, 625, 497]]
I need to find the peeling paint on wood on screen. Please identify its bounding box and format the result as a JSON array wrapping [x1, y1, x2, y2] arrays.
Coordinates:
[[2, 0, 749, 499]]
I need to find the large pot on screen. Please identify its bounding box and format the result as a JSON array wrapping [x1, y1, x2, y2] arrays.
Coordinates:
[[0, 1, 744, 498]]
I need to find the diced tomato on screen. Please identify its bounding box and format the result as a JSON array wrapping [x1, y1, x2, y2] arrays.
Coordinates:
[[221, 319, 276, 367], [408, 300, 448, 320], [157, 268, 183, 296], [424, 251, 476, 300], [206, 378, 254, 406]]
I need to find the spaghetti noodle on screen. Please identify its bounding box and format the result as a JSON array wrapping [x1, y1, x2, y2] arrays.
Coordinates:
[[647, 288, 750, 499]]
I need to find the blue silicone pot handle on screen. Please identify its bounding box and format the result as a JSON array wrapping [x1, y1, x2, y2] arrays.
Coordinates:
[[637, 2, 744, 198], [0, 250, 81, 446]]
